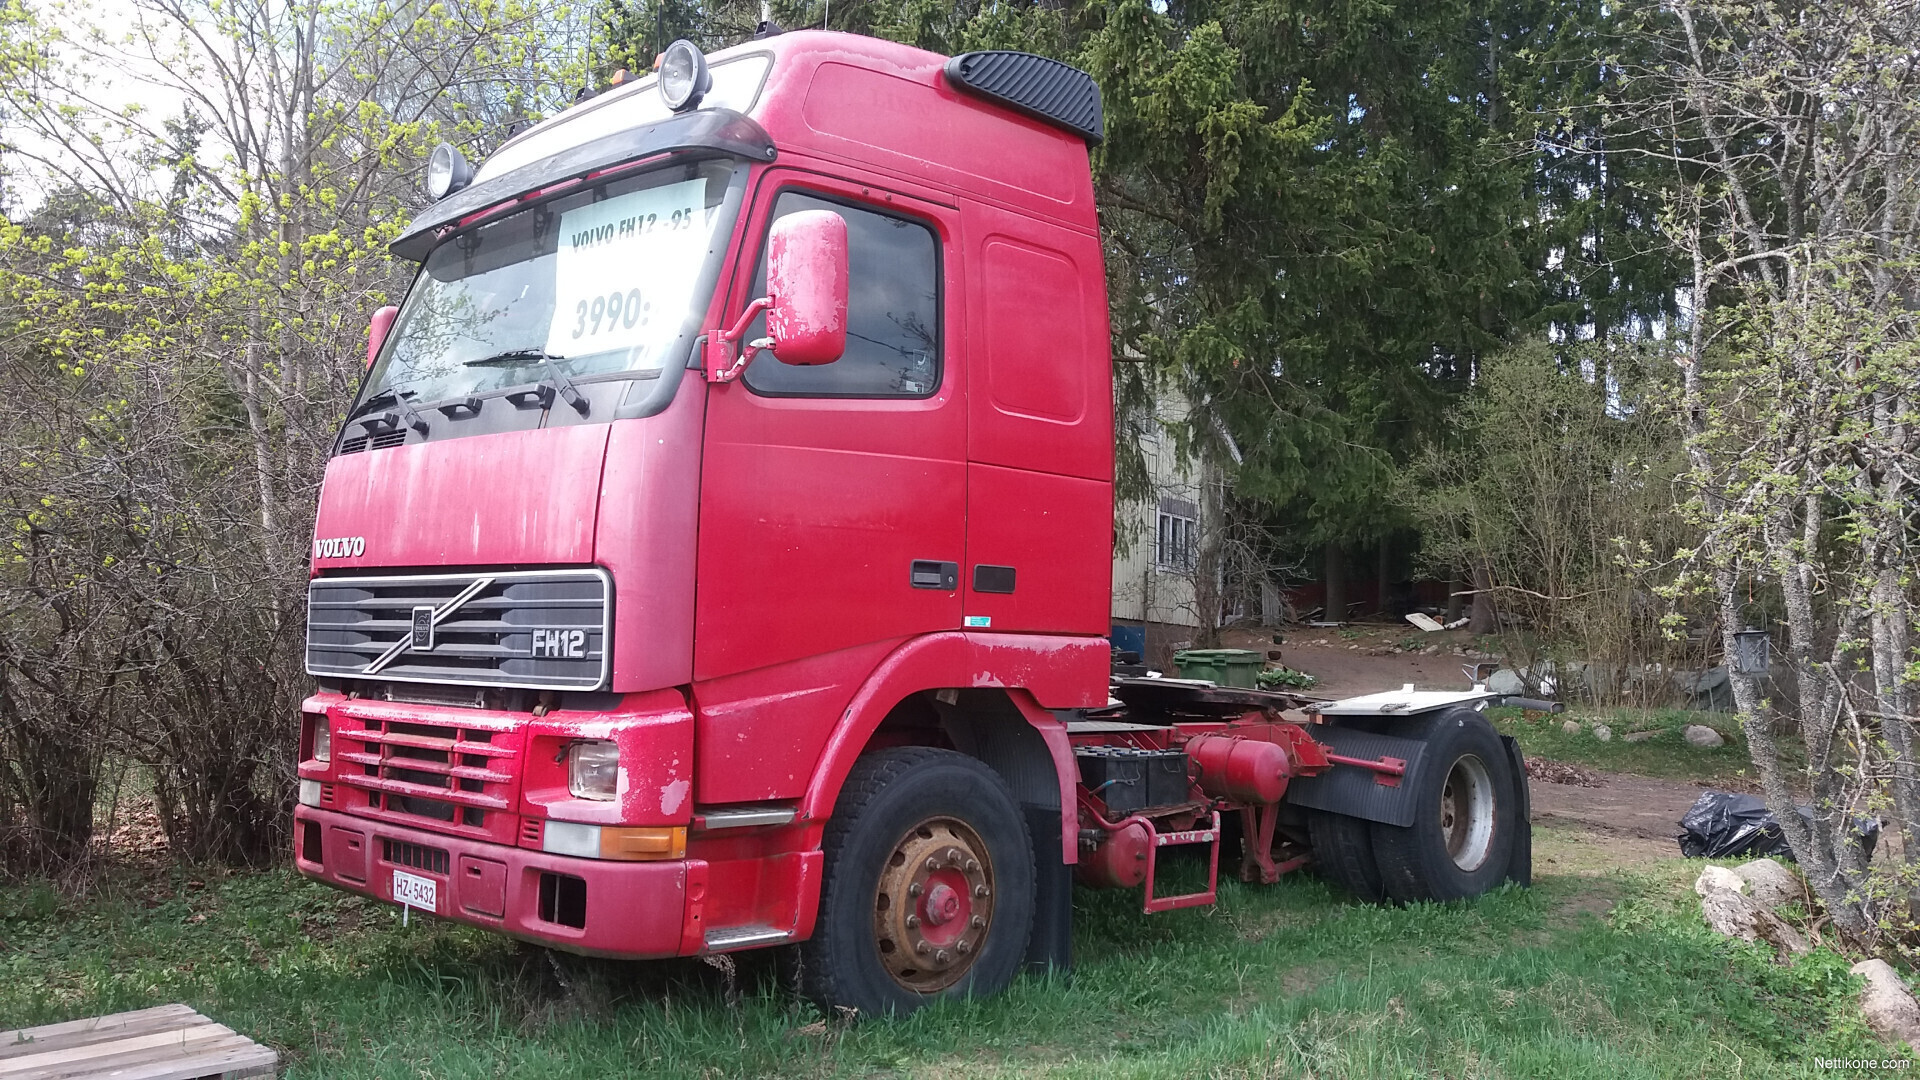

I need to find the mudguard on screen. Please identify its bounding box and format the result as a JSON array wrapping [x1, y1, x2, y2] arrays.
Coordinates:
[[1282, 725, 1432, 827]]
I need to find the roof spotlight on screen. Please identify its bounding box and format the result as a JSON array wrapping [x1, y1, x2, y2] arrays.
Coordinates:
[[426, 143, 474, 200], [658, 39, 711, 112]]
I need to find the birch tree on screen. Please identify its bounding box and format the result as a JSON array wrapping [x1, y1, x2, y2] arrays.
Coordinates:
[[1626, 0, 1920, 943]]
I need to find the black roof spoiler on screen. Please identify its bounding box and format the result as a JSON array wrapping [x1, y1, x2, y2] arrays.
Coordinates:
[[944, 51, 1104, 146], [390, 109, 777, 262]]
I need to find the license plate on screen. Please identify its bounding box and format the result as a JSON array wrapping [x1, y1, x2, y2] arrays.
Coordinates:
[[391, 869, 438, 912]]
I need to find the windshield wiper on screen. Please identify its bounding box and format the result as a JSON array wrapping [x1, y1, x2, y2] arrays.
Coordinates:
[[498, 359, 591, 417], [345, 388, 429, 437], [343, 387, 405, 425], [463, 348, 567, 368]]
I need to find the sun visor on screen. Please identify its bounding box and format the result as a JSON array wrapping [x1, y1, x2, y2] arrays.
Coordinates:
[[390, 109, 776, 262]]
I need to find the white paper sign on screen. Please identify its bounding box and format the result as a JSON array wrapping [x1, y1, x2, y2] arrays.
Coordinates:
[[544, 178, 711, 365]]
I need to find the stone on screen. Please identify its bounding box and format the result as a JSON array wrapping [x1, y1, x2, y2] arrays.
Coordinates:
[[1486, 668, 1527, 696], [1700, 883, 1810, 954], [1853, 959, 1920, 1048], [1734, 859, 1804, 909], [1592, 724, 1613, 742], [1684, 724, 1726, 748], [1561, 720, 1582, 735], [1624, 729, 1659, 743], [1695, 865, 1744, 897]]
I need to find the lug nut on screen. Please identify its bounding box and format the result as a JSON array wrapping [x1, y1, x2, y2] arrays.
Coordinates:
[[957, 940, 971, 954], [935, 949, 949, 963], [906, 914, 919, 928], [915, 941, 930, 955], [974, 885, 989, 898], [970, 915, 984, 929], [926, 857, 939, 871], [908, 883, 922, 897], [966, 859, 979, 872]]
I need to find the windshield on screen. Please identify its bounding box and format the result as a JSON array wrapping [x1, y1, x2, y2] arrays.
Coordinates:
[[361, 158, 744, 414]]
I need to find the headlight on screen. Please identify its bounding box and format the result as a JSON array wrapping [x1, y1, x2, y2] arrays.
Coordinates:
[[658, 39, 711, 112], [309, 717, 331, 763], [568, 740, 620, 801], [426, 142, 474, 200]]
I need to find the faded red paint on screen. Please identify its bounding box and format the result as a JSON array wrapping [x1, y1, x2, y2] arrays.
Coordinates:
[[298, 32, 1120, 957]]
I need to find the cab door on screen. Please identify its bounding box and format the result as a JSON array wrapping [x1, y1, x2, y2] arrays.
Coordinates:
[[694, 171, 964, 687]]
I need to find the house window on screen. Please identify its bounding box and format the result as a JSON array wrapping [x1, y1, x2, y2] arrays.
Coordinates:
[[1156, 498, 1197, 571]]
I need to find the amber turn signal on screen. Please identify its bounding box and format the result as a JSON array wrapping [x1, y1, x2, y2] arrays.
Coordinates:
[[601, 825, 686, 861]]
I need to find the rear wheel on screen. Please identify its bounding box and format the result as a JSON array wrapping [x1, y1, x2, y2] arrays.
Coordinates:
[[1370, 709, 1515, 902], [800, 747, 1033, 1017], [1307, 809, 1386, 902]]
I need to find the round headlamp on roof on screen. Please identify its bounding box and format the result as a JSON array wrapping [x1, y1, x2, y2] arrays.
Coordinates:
[[426, 142, 474, 201], [658, 39, 711, 112]]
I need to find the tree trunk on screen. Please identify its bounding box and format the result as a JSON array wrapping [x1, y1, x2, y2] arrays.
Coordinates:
[[1468, 560, 1496, 635], [1375, 535, 1390, 615], [1322, 541, 1345, 622]]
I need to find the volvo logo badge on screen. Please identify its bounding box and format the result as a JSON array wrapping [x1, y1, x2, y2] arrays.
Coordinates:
[[314, 536, 366, 559], [363, 577, 494, 675]]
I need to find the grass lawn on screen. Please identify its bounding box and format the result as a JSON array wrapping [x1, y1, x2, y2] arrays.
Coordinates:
[[1489, 706, 1760, 785], [0, 824, 1895, 1078]]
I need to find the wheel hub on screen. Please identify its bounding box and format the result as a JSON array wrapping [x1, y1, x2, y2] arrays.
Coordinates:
[[873, 816, 994, 992], [1439, 754, 1497, 872]]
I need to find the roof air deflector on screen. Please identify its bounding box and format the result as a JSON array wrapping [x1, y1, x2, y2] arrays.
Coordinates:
[[943, 51, 1104, 146]]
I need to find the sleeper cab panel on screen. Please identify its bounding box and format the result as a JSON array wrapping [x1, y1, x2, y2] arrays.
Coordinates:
[[965, 214, 1112, 483]]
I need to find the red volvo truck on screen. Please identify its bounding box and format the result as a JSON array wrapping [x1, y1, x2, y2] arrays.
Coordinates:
[[293, 30, 1540, 1016]]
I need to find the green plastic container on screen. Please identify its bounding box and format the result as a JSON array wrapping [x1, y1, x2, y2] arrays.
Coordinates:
[[1171, 648, 1265, 688]]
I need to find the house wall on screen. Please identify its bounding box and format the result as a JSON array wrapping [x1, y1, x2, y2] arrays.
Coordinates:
[[1111, 392, 1207, 655]]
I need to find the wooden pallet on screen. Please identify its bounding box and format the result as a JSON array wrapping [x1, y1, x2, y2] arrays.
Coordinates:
[[0, 1004, 277, 1080]]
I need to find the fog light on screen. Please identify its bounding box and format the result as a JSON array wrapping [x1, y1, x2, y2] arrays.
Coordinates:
[[298, 779, 323, 807], [567, 740, 620, 801], [543, 820, 601, 858]]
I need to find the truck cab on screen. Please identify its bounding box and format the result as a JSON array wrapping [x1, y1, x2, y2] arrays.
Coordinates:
[[296, 32, 1113, 1012]]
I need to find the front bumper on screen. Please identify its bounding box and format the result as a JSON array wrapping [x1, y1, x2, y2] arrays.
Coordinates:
[[293, 805, 696, 957]]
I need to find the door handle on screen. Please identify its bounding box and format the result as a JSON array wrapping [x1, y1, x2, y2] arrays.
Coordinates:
[[910, 560, 959, 590]]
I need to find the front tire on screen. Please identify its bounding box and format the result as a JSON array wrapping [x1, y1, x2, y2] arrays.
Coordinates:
[[1369, 709, 1516, 902], [800, 747, 1034, 1017]]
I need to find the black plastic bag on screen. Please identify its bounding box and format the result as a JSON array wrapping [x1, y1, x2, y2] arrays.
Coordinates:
[[1676, 790, 1880, 861]]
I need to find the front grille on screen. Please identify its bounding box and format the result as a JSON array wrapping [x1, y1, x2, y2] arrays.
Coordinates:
[[306, 569, 610, 690], [336, 713, 520, 835], [383, 839, 450, 875]]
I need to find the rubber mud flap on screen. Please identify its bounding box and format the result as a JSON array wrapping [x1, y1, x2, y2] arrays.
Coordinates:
[[1023, 804, 1072, 974], [1501, 734, 1532, 887]]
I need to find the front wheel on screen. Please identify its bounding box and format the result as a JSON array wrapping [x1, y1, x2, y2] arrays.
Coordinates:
[[1369, 709, 1516, 902], [800, 747, 1034, 1017]]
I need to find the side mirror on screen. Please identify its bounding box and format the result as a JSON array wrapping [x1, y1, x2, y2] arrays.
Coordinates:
[[367, 305, 399, 370], [765, 210, 848, 366]]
